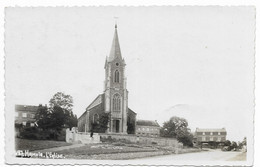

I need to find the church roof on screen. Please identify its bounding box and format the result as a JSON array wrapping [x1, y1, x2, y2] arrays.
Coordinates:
[[136, 120, 160, 127], [86, 94, 103, 110], [128, 108, 137, 115], [108, 24, 122, 62]]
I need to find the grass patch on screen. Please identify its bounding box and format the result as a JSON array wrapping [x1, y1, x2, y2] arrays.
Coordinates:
[[15, 138, 72, 151], [55, 143, 157, 156]]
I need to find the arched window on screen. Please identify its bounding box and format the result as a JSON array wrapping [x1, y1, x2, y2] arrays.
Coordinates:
[[114, 70, 120, 83], [93, 114, 99, 124], [113, 94, 121, 112]]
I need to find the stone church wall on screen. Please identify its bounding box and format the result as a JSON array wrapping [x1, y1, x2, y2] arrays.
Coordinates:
[[100, 133, 183, 147], [78, 99, 105, 133], [88, 103, 105, 131]]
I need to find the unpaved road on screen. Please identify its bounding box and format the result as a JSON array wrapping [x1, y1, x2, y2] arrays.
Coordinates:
[[136, 149, 246, 161]]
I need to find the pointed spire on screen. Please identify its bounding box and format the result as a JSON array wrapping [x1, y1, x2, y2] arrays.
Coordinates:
[[108, 24, 122, 62]]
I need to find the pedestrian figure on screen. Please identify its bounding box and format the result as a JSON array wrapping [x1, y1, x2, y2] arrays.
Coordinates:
[[90, 129, 94, 138]]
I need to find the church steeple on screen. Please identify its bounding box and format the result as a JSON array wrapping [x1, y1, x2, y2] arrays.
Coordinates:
[[104, 24, 128, 134], [108, 24, 122, 62]]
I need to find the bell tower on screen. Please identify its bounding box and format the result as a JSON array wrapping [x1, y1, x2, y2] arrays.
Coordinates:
[[104, 24, 128, 134]]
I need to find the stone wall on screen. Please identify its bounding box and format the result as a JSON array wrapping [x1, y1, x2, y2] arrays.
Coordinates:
[[100, 133, 183, 148], [66, 128, 100, 144]]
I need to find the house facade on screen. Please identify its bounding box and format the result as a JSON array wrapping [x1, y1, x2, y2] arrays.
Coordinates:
[[136, 120, 160, 137], [15, 104, 38, 127], [194, 128, 227, 147]]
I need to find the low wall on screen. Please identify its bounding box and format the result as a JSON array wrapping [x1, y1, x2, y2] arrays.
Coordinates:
[[100, 133, 183, 148], [66, 128, 100, 144]]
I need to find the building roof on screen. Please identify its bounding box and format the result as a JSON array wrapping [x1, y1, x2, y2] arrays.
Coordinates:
[[128, 108, 137, 115], [15, 104, 38, 112], [195, 128, 226, 132], [86, 94, 103, 110], [136, 120, 160, 127], [108, 24, 122, 62], [78, 94, 104, 120]]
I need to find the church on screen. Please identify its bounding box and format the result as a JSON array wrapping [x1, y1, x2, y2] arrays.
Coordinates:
[[78, 24, 137, 134]]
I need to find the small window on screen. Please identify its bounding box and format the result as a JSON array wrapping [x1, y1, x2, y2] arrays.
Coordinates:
[[30, 123, 35, 127], [93, 114, 99, 124], [22, 113, 27, 118], [114, 70, 120, 83], [30, 114, 35, 118]]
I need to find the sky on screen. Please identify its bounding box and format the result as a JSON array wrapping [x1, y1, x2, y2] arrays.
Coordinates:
[[5, 7, 255, 142]]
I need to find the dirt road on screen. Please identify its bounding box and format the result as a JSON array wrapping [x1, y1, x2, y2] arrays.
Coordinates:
[[136, 149, 246, 161]]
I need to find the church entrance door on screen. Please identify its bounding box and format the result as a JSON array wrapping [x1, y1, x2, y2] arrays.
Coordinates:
[[112, 120, 120, 133], [116, 120, 120, 133]]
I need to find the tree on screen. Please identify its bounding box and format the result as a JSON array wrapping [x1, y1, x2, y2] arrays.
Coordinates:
[[66, 112, 78, 129], [160, 116, 193, 147], [242, 137, 247, 146], [176, 127, 194, 147], [49, 92, 73, 112], [91, 112, 110, 133], [49, 92, 77, 129], [160, 116, 189, 137], [49, 106, 66, 130], [35, 104, 52, 130], [238, 141, 243, 149], [224, 140, 231, 146], [160, 119, 177, 137], [127, 121, 135, 134], [230, 141, 238, 150]]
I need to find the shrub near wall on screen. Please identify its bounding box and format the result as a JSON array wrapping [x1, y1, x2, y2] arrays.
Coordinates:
[[19, 128, 50, 140], [18, 127, 66, 141]]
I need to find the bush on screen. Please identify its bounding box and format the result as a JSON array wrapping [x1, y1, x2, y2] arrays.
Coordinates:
[[22, 132, 38, 140], [57, 129, 66, 141], [100, 136, 117, 143], [114, 142, 126, 146], [18, 127, 66, 141], [222, 146, 231, 151]]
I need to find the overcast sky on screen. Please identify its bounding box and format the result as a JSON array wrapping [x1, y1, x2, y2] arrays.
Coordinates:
[[5, 7, 255, 142]]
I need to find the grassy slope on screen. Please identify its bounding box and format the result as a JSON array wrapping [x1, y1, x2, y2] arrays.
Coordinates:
[[15, 138, 72, 151]]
